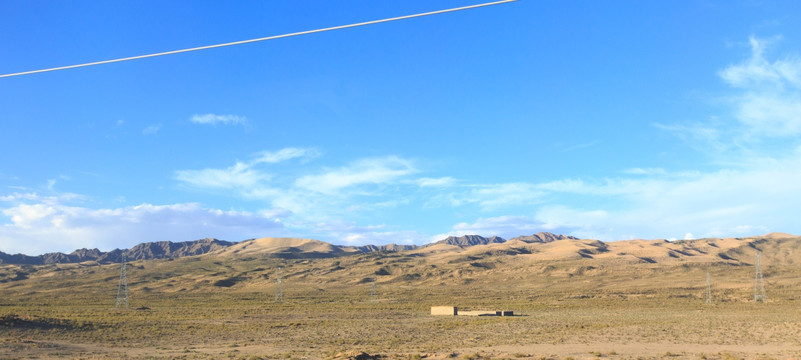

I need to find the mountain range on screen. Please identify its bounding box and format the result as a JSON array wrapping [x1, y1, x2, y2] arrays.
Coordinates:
[[0, 233, 582, 265], [0, 231, 794, 267]]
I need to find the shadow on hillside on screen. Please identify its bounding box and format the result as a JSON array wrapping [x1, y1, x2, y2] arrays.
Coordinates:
[[0, 314, 95, 330]]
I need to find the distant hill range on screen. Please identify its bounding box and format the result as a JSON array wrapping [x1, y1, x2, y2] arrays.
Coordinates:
[[1, 232, 799, 267], [0, 238, 234, 265], [1, 234, 525, 265], [433, 235, 505, 247]]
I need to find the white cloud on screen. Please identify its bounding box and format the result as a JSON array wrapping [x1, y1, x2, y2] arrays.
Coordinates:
[[539, 35, 799, 240], [190, 114, 247, 126], [175, 161, 271, 190], [657, 36, 801, 151], [434, 215, 571, 242], [174, 147, 317, 191], [309, 220, 425, 246], [416, 177, 456, 187], [172, 37, 801, 247], [623, 167, 667, 176], [471, 183, 546, 210], [0, 194, 284, 255], [142, 123, 162, 135], [254, 148, 320, 164], [654, 122, 730, 153], [294, 156, 416, 195], [528, 159, 801, 241], [175, 151, 423, 223], [719, 36, 800, 89], [734, 92, 801, 136], [0, 192, 83, 204], [431, 182, 546, 210], [718, 36, 801, 137]]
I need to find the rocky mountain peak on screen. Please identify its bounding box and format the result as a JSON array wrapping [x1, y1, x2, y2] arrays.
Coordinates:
[[510, 232, 579, 243], [433, 235, 506, 247]]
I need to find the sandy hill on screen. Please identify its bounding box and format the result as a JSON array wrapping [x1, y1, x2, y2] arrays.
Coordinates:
[[213, 237, 361, 258], [445, 233, 801, 266], [4, 232, 800, 268], [4, 232, 801, 300]]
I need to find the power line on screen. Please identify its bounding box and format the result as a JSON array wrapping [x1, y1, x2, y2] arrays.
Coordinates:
[[1, 0, 518, 79], [275, 267, 283, 303], [115, 252, 129, 309], [754, 252, 766, 303]]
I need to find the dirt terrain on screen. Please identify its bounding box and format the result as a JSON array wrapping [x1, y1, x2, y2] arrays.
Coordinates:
[[2, 233, 801, 359]]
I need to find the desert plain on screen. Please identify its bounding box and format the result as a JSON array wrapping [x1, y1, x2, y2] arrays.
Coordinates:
[[2, 232, 801, 359]]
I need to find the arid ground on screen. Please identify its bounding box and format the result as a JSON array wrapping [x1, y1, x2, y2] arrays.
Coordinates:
[[3, 233, 801, 359]]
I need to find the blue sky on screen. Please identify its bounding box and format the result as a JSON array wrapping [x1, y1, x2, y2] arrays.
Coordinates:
[[3, 1, 801, 255]]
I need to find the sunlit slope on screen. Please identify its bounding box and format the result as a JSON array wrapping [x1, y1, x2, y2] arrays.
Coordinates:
[[3, 233, 801, 303], [213, 237, 361, 258]]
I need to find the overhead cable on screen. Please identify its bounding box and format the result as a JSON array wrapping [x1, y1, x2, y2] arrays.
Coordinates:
[[0, 0, 517, 78]]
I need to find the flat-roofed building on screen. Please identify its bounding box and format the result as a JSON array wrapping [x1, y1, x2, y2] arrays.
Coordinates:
[[430, 306, 457, 316]]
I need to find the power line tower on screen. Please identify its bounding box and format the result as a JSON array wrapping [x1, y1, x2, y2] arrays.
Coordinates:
[[754, 252, 766, 303], [705, 271, 711, 304], [370, 278, 376, 303], [115, 252, 129, 308], [275, 267, 283, 303]]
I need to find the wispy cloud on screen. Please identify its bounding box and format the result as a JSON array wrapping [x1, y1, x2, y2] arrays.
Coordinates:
[[174, 147, 317, 191], [438, 36, 801, 240], [416, 177, 456, 187], [719, 36, 799, 89], [733, 92, 801, 137], [153, 36, 801, 246], [190, 114, 247, 126], [0, 194, 284, 255], [721, 36, 801, 137], [622, 167, 668, 176], [308, 220, 424, 245], [434, 215, 572, 242], [655, 36, 801, 153], [175, 162, 271, 190], [254, 148, 320, 164], [294, 156, 416, 195], [142, 123, 162, 135], [653, 122, 730, 153], [528, 160, 801, 240], [175, 151, 420, 222], [429, 182, 548, 211]]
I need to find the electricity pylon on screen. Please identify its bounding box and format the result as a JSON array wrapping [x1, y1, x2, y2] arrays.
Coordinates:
[[275, 267, 283, 303], [115, 252, 129, 308], [754, 253, 766, 303], [706, 271, 711, 304]]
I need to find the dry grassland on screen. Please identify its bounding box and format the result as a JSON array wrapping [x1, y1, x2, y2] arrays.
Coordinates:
[[2, 246, 801, 359]]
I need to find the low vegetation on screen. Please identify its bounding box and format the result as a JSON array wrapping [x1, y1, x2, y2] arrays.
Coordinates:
[[3, 235, 801, 359]]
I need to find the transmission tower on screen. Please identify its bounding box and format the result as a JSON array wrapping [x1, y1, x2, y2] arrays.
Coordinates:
[[115, 252, 129, 308], [754, 253, 766, 303], [370, 278, 376, 303], [705, 271, 711, 304], [275, 267, 283, 303]]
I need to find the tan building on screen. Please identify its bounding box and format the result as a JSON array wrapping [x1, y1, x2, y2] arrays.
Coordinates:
[[430, 306, 514, 316], [430, 306, 457, 316]]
